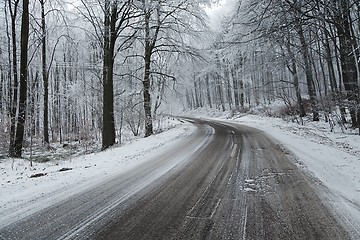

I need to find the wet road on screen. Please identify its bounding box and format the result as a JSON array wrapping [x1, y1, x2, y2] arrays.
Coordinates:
[[0, 119, 350, 239]]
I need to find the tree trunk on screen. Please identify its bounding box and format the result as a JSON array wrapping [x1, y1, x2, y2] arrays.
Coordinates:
[[231, 67, 239, 108], [40, 0, 49, 144], [323, 27, 338, 95], [297, 24, 319, 121], [13, 0, 29, 157], [0, 64, 3, 115], [216, 74, 225, 111], [185, 89, 193, 109], [142, 5, 154, 137], [331, 29, 348, 123], [239, 79, 244, 108], [194, 78, 200, 108], [143, 46, 153, 137], [8, 0, 20, 156], [153, 78, 165, 121], [29, 70, 39, 136], [102, 0, 116, 149], [205, 74, 212, 108], [286, 42, 306, 117], [335, 0, 359, 127], [224, 64, 233, 110]]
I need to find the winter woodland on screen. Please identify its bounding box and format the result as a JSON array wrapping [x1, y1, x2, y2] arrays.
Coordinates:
[[0, 0, 359, 159]]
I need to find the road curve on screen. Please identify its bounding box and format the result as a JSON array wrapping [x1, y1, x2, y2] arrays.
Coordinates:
[[0, 119, 350, 239]]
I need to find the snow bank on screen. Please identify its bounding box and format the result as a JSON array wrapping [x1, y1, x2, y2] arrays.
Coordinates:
[[1, 109, 359, 237], [232, 115, 360, 237], [185, 107, 360, 237], [0, 122, 195, 225]]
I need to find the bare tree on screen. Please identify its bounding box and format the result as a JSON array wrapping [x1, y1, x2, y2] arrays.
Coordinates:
[[39, 0, 50, 145], [138, 0, 208, 136], [333, 0, 359, 128], [79, 0, 137, 149], [12, 0, 29, 157], [7, 0, 20, 156]]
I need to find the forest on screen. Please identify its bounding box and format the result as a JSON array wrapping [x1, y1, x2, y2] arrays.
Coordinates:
[[0, 0, 359, 159]]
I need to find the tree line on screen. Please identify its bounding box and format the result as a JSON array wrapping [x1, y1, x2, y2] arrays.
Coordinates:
[[185, 0, 360, 134], [3, 0, 358, 158], [0, 0, 210, 157]]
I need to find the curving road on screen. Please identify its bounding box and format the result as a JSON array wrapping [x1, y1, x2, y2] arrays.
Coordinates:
[[0, 119, 350, 239]]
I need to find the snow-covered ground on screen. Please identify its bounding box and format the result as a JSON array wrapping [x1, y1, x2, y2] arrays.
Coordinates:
[[0, 119, 195, 226], [1, 110, 360, 237]]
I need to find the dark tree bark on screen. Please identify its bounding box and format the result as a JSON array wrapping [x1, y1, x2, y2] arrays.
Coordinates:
[[8, 0, 20, 156], [102, 0, 116, 149], [143, 42, 153, 137], [100, 0, 134, 148], [296, 23, 319, 121], [239, 80, 245, 108], [12, 0, 29, 157], [40, 0, 49, 144], [142, 1, 155, 137], [335, 0, 359, 128]]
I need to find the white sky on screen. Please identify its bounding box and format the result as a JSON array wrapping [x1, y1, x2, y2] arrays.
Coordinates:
[[203, 0, 236, 31]]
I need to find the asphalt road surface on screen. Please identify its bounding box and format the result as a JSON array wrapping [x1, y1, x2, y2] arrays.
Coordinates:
[[0, 119, 351, 239]]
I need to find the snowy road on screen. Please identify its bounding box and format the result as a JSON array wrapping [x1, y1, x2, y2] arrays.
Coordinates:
[[0, 119, 350, 239]]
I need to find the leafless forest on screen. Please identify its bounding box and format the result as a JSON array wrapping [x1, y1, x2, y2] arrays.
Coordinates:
[[0, 0, 359, 158]]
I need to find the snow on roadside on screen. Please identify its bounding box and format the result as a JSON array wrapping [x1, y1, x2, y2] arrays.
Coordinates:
[[234, 115, 360, 199], [1, 107, 359, 236], [0, 121, 195, 225], [232, 114, 360, 237], [184, 107, 360, 237]]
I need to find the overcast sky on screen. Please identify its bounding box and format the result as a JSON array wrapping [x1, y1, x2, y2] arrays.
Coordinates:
[[204, 0, 236, 31]]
